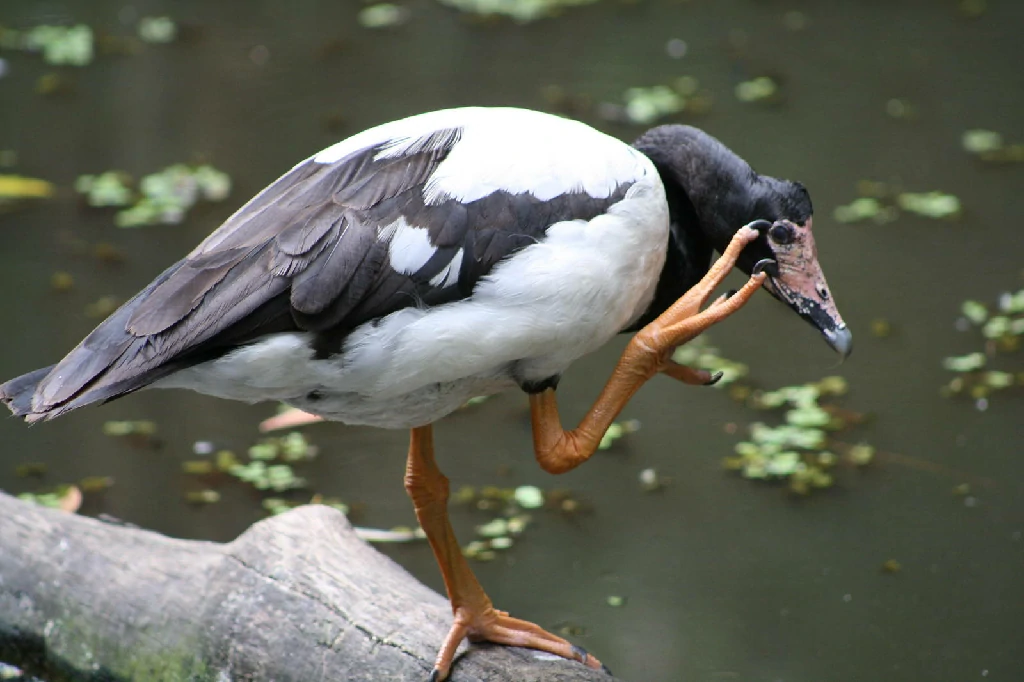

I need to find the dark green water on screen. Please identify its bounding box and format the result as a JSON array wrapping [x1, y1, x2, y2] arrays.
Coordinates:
[[1, 1, 1022, 680]]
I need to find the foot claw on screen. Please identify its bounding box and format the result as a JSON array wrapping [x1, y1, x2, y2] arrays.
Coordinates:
[[745, 218, 772, 233], [752, 258, 779, 277], [428, 669, 441, 682], [571, 644, 590, 664], [704, 370, 724, 386], [601, 663, 615, 675]]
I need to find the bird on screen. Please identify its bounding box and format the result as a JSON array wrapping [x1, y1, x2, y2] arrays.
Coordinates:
[[1, 107, 850, 680]]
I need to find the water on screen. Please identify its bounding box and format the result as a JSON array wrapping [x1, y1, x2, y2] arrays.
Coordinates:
[[1, 1, 1022, 680]]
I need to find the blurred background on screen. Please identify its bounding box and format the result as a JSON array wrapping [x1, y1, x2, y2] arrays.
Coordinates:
[[1, 1, 1022, 680]]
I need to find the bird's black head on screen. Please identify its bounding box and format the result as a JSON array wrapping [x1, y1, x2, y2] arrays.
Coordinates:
[[633, 125, 851, 357]]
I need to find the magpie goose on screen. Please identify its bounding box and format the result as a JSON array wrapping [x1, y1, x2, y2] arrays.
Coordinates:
[[1, 107, 850, 680]]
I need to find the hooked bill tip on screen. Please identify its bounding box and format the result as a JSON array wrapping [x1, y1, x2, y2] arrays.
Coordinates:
[[824, 325, 853, 358]]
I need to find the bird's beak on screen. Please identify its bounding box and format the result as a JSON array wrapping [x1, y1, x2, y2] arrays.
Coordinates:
[[761, 218, 852, 358]]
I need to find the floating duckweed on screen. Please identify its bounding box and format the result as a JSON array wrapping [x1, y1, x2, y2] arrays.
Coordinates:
[[735, 76, 778, 103], [672, 337, 748, 387], [435, 0, 599, 23], [182, 460, 215, 475], [881, 559, 902, 574], [598, 418, 640, 450], [846, 443, 875, 466], [77, 164, 231, 228], [248, 442, 278, 460], [606, 595, 626, 607], [623, 86, 684, 125], [138, 16, 177, 43], [513, 485, 544, 509], [835, 183, 962, 223], [102, 420, 156, 436], [788, 465, 832, 495], [962, 129, 1003, 154], [961, 300, 989, 325], [984, 371, 1014, 389], [457, 484, 580, 560], [476, 518, 509, 538], [76, 171, 133, 206], [490, 536, 514, 550], [942, 352, 986, 372], [981, 315, 1016, 340], [785, 405, 832, 428], [18, 488, 69, 508], [998, 290, 1024, 315], [833, 197, 884, 224], [896, 191, 961, 219], [463, 540, 496, 561], [185, 489, 220, 504], [942, 288, 1024, 401], [961, 128, 1024, 163], [816, 376, 848, 396], [506, 515, 529, 535], [765, 451, 802, 476], [228, 461, 306, 491], [18, 484, 82, 512], [6, 24, 96, 66], [79, 475, 114, 492], [215, 449, 239, 471], [280, 431, 314, 460], [247, 431, 318, 462], [358, 4, 408, 28], [721, 364, 873, 494]]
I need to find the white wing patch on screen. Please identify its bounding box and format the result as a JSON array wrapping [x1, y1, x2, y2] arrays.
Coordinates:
[[423, 111, 650, 204], [308, 107, 651, 206], [387, 218, 435, 275]]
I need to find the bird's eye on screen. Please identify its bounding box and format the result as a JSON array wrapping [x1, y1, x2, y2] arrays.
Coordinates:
[[769, 223, 794, 245]]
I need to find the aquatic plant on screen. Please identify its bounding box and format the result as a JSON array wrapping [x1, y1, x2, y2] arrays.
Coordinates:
[[76, 164, 231, 228], [942, 288, 1024, 408], [961, 129, 1024, 164], [833, 180, 961, 224], [0, 24, 94, 66]]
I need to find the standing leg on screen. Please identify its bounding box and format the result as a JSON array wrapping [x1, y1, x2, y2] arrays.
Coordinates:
[[404, 424, 605, 681]]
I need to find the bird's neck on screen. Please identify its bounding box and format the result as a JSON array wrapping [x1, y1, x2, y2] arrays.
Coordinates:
[[625, 126, 759, 330], [634, 126, 759, 250]]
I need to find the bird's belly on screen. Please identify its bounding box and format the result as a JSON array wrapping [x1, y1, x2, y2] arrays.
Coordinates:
[[287, 373, 517, 429]]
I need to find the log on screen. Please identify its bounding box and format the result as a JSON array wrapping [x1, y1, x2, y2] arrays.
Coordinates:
[[0, 491, 622, 682]]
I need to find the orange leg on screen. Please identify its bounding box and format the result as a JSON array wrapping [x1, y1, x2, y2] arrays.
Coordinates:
[[531, 225, 768, 475], [405, 424, 605, 681]]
